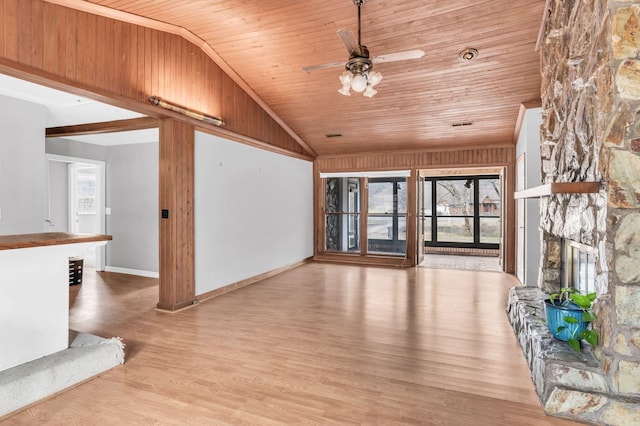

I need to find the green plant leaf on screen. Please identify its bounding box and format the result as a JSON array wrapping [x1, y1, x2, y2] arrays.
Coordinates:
[[567, 338, 581, 352], [550, 293, 559, 304], [563, 316, 579, 324], [580, 330, 599, 347], [587, 293, 596, 302], [582, 311, 596, 322], [570, 293, 591, 309], [557, 325, 567, 332]]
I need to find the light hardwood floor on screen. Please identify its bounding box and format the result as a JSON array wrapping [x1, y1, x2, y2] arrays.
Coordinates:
[[3, 263, 577, 425]]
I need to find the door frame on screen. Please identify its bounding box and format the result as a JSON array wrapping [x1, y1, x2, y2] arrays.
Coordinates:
[[45, 154, 107, 270], [416, 171, 426, 265], [515, 153, 526, 284]]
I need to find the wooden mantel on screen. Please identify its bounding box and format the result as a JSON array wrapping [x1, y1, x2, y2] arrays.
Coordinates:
[[0, 232, 112, 250], [514, 182, 600, 199]]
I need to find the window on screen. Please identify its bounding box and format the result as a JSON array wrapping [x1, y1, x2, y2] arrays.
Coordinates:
[[323, 173, 408, 256], [76, 171, 97, 214], [325, 177, 360, 253]]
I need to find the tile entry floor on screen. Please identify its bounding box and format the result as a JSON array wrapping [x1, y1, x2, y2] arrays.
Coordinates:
[[419, 254, 502, 271]]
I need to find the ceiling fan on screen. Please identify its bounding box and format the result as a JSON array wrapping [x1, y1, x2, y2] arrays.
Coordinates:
[[302, 0, 425, 97]]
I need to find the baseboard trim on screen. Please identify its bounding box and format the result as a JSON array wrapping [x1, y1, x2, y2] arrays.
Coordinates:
[[196, 257, 313, 303], [104, 266, 159, 278], [156, 299, 197, 313]]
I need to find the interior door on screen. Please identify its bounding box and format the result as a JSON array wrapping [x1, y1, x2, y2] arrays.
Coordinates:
[[69, 164, 101, 268], [45, 155, 107, 271]]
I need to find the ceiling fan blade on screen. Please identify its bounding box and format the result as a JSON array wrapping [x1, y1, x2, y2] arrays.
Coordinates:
[[372, 49, 425, 64], [302, 61, 347, 72], [337, 29, 361, 55]]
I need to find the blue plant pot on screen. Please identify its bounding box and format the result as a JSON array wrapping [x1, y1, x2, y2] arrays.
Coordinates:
[[544, 299, 588, 341]]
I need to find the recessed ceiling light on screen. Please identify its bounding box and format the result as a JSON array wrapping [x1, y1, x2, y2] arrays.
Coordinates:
[[458, 48, 479, 62]]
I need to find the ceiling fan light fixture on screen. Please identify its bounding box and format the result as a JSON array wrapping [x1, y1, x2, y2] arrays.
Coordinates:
[[305, 0, 424, 97], [338, 68, 383, 96]]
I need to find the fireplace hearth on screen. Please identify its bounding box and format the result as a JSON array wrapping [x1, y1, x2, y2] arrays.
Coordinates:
[[507, 287, 610, 422]]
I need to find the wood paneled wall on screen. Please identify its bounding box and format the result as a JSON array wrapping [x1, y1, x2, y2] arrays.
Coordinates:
[[315, 146, 515, 172], [0, 0, 305, 157], [158, 119, 195, 311], [314, 146, 516, 273]]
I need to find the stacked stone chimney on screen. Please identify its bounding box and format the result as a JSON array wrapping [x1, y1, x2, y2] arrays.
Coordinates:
[[511, 1, 640, 423]]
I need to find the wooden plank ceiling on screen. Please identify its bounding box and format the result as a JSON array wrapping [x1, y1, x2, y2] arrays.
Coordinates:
[[64, 0, 544, 157]]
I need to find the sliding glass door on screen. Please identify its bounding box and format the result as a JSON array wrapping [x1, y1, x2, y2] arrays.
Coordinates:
[[422, 175, 500, 249]]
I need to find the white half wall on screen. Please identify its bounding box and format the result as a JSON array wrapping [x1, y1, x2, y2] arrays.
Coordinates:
[[106, 142, 159, 273], [0, 95, 46, 234], [194, 132, 313, 295]]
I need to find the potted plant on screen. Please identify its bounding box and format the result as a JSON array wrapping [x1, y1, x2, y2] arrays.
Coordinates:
[[544, 287, 598, 352]]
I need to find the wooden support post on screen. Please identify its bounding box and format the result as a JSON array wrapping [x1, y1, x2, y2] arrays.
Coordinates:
[[157, 119, 196, 311]]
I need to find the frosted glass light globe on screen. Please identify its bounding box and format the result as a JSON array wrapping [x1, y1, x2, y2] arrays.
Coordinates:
[[339, 71, 353, 85], [368, 71, 382, 86], [364, 86, 377, 98], [350, 74, 368, 92], [338, 84, 351, 96]]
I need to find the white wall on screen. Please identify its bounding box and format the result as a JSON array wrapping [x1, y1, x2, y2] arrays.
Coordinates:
[[0, 95, 46, 234], [46, 132, 313, 283], [46, 138, 107, 162], [516, 107, 542, 287], [194, 132, 314, 295]]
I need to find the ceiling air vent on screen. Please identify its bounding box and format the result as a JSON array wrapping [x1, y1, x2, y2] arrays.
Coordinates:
[[451, 122, 473, 128]]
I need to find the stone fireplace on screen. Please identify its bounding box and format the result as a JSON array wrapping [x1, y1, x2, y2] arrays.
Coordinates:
[[507, 1, 640, 424]]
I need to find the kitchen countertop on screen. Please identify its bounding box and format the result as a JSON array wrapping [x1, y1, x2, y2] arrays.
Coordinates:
[[0, 232, 112, 250]]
